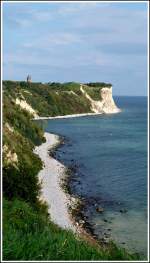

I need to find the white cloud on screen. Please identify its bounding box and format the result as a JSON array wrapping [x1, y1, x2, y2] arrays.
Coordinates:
[[23, 32, 81, 49], [47, 33, 81, 45], [3, 2, 147, 93]]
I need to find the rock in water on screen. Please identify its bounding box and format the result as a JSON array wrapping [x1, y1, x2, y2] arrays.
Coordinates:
[[120, 208, 128, 213], [96, 207, 104, 213]]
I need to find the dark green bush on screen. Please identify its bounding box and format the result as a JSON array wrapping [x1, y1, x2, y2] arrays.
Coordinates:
[[86, 82, 112, 87]]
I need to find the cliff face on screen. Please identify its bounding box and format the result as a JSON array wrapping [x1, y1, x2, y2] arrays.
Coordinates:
[[99, 87, 120, 113], [80, 85, 120, 114]]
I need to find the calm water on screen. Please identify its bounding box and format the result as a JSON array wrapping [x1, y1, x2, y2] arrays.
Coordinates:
[[37, 96, 148, 257]]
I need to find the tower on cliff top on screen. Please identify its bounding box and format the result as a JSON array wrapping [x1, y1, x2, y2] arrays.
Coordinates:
[[27, 75, 32, 83]]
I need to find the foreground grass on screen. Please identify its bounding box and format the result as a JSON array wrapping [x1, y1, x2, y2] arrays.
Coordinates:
[[3, 199, 139, 261]]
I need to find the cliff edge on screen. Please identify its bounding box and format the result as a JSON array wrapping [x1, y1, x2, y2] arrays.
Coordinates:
[[80, 85, 120, 114]]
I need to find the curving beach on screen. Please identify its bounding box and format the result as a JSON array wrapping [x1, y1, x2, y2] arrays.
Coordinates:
[[34, 132, 76, 231]]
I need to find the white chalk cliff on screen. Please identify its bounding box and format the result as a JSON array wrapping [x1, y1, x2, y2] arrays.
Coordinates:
[[15, 96, 39, 117], [80, 85, 121, 114]]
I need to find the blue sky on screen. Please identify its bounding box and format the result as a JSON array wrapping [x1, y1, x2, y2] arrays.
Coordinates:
[[3, 1, 148, 96]]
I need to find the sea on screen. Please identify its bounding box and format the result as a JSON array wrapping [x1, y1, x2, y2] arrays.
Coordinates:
[[37, 96, 148, 258]]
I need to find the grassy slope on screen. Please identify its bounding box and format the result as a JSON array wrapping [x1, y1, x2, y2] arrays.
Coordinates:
[[85, 82, 111, 100], [84, 85, 103, 100], [3, 81, 92, 117], [3, 81, 139, 260], [3, 199, 138, 261]]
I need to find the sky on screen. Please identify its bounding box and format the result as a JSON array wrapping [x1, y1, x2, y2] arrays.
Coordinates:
[[2, 1, 148, 96]]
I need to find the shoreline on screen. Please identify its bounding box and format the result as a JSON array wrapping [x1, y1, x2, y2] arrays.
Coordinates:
[[34, 132, 76, 231], [34, 131, 106, 248], [34, 110, 121, 121], [34, 112, 102, 120]]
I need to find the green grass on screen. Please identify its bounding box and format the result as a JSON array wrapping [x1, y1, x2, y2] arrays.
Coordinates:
[[3, 199, 139, 261], [84, 85, 103, 100], [84, 82, 112, 101], [86, 82, 112, 88]]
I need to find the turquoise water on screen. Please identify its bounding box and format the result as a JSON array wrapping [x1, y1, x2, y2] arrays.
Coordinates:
[[37, 96, 147, 257]]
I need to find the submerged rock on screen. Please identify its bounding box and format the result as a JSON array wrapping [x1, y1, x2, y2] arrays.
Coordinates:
[[120, 208, 128, 213], [103, 218, 108, 222], [104, 233, 111, 238], [79, 219, 85, 226], [96, 207, 104, 213]]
